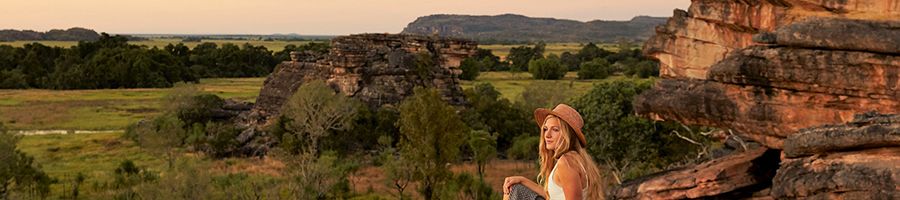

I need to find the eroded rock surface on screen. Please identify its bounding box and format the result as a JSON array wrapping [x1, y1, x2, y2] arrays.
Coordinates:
[[244, 33, 476, 127], [612, 147, 781, 200], [773, 113, 900, 199], [618, 0, 900, 199], [636, 0, 900, 149]]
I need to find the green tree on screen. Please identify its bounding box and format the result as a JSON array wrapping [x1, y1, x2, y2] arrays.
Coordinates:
[[379, 136, 414, 200], [528, 54, 566, 80], [632, 60, 660, 78], [0, 69, 28, 89], [414, 52, 437, 84], [577, 42, 610, 62], [560, 52, 581, 72], [468, 130, 497, 179], [458, 57, 481, 81], [507, 43, 545, 74], [461, 83, 531, 153], [507, 135, 540, 161], [472, 48, 502, 71], [278, 150, 357, 200], [398, 88, 468, 200], [0, 123, 53, 199], [281, 80, 359, 155], [570, 80, 713, 183], [577, 58, 611, 79]]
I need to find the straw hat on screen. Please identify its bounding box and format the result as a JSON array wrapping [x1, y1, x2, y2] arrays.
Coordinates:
[[534, 104, 586, 146]]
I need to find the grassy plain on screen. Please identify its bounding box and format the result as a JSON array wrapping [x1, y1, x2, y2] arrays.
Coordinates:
[[6, 72, 648, 198], [0, 78, 263, 130], [480, 42, 620, 59], [1, 72, 640, 130]]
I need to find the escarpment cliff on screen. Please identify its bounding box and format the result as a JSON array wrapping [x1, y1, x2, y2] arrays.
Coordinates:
[[617, 0, 899, 199]]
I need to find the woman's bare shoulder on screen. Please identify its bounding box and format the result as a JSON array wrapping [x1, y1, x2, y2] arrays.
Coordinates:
[[556, 152, 582, 174]]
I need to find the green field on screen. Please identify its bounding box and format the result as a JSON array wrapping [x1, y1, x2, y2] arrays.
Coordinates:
[[3, 72, 646, 198], [0, 78, 263, 130], [479, 43, 620, 59], [0, 72, 637, 131]]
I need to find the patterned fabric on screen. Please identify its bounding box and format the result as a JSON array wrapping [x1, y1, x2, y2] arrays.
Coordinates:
[[509, 184, 545, 200]]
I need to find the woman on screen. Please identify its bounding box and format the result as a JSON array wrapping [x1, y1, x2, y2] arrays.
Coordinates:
[[503, 104, 606, 200]]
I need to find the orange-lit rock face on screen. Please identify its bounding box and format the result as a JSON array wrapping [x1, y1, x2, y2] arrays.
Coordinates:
[[636, 0, 900, 149], [612, 147, 781, 200]]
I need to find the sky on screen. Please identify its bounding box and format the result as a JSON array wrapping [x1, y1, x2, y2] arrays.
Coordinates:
[[1, 0, 690, 35]]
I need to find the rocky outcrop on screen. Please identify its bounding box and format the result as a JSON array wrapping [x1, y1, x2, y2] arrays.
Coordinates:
[[612, 147, 781, 200], [636, 0, 900, 149], [243, 33, 476, 127], [773, 112, 900, 199], [618, 0, 899, 199]]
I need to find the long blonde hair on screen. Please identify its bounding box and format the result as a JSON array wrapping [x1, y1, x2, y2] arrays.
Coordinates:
[[538, 115, 606, 200]]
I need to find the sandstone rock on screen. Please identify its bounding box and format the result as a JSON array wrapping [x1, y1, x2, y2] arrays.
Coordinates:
[[783, 112, 900, 158], [242, 33, 476, 127], [623, 0, 900, 199], [636, 0, 900, 149], [772, 113, 900, 199], [766, 18, 900, 54], [246, 62, 330, 126], [611, 147, 781, 200]]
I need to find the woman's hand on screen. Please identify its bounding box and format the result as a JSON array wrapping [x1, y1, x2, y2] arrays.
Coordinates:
[[503, 176, 527, 194]]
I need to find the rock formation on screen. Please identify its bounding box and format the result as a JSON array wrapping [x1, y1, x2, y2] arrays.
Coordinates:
[[244, 33, 476, 127], [615, 0, 899, 199], [635, 0, 900, 149], [773, 112, 900, 199], [228, 33, 476, 155]]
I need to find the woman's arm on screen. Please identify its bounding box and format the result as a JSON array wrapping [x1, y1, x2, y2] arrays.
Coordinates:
[[555, 154, 585, 200], [503, 176, 548, 199]]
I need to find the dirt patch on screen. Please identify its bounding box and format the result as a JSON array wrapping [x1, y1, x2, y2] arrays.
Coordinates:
[[348, 159, 537, 197]]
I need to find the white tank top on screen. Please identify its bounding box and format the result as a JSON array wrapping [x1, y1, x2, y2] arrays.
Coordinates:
[[547, 159, 586, 200]]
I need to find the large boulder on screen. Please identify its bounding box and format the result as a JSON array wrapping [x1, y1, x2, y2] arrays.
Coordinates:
[[242, 33, 477, 127], [616, 0, 900, 199], [636, 0, 900, 149], [773, 113, 900, 199]]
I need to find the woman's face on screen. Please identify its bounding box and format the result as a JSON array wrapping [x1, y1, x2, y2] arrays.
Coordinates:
[[542, 117, 562, 151]]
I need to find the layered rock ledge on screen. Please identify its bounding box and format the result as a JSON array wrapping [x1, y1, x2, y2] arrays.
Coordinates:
[[619, 0, 899, 199], [636, 0, 900, 149]]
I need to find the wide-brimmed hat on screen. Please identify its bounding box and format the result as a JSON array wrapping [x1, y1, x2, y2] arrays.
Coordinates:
[[534, 104, 586, 146]]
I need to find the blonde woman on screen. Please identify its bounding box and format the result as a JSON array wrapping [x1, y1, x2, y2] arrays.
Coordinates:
[[503, 104, 606, 200]]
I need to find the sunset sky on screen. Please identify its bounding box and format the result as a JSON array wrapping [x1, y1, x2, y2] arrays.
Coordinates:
[[2, 0, 689, 35]]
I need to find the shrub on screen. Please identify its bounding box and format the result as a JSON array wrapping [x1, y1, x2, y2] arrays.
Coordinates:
[[398, 87, 469, 200], [507, 135, 540, 161], [323, 106, 399, 156], [468, 130, 497, 178], [280, 80, 359, 155], [570, 79, 714, 182], [0, 123, 54, 199], [462, 83, 531, 154], [458, 58, 482, 81], [528, 54, 567, 80], [439, 173, 501, 200], [577, 58, 611, 79], [279, 150, 359, 199]]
